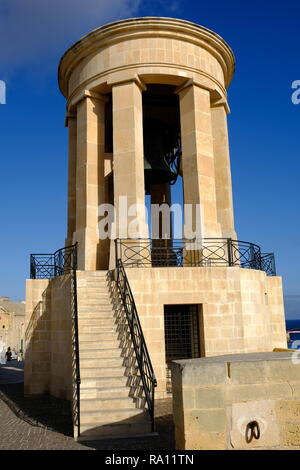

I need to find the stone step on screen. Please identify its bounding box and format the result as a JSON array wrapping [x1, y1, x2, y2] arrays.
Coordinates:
[[79, 331, 119, 342], [78, 276, 108, 281], [80, 357, 124, 368], [80, 408, 149, 425], [79, 325, 117, 334], [80, 396, 135, 411], [78, 317, 117, 327], [81, 357, 136, 369], [81, 366, 125, 378], [81, 375, 128, 388], [80, 386, 131, 399], [77, 283, 111, 297], [78, 305, 114, 313], [79, 339, 120, 350], [80, 348, 121, 359], [77, 297, 111, 305], [79, 420, 151, 440], [79, 281, 109, 288], [83, 278, 109, 283], [83, 286, 109, 292], [79, 271, 108, 277], [77, 277, 108, 285], [77, 293, 111, 299], [78, 312, 117, 320]]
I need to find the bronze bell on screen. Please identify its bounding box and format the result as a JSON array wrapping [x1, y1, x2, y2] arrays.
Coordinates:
[[143, 118, 181, 194]]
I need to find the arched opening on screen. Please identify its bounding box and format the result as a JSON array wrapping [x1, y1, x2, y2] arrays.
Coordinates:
[[142, 84, 183, 240]]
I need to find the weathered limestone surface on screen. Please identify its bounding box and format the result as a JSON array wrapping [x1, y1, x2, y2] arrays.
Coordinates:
[[112, 79, 149, 239], [59, 18, 234, 99], [74, 94, 106, 270], [25, 272, 152, 440], [172, 352, 300, 450], [24, 277, 73, 399], [126, 267, 287, 397], [58, 17, 236, 266], [211, 104, 236, 238], [179, 83, 221, 237], [25, 17, 288, 444], [65, 114, 77, 247]]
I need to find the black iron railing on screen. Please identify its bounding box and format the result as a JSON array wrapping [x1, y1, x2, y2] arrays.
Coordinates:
[[260, 253, 276, 277], [115, 259, 157, 431], [30, 244, 81, 437], [115, 238, 277, 276], [30, 245, 77, 279]]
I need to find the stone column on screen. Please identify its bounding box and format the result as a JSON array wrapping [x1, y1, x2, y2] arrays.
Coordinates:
[[179, 83, 221, 239], [75, 93, 106, 270], [65, 114, 77, 247], [110, 79, 149, 267], [211, 103, 237, 239]]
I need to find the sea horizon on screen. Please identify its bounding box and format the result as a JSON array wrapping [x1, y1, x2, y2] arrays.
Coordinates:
[[286, 319, 300, 349]]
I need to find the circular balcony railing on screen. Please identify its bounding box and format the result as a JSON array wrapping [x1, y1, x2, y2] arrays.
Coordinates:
[[115, 238, 276, 276]]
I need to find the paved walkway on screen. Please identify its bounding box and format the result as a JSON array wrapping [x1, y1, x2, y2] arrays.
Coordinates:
[[0, 360, 24, 384], [0, 361, 174, 450]]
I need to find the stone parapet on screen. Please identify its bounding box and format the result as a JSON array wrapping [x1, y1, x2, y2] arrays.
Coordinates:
[[24, 276, 73, 400], [126, 266, 286, 396], [172, 352, 300, 449]]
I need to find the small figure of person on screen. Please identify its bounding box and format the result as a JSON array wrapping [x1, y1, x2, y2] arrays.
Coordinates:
[[5, 347, 12, 362]]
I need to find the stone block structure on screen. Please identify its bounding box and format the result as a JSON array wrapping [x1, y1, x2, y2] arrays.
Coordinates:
[[0, 297, 25, 356], [172, 352, 300, 449], [126, 267, 286, 394], [25, 17, 287, 440], [25, 277, 73, 397]]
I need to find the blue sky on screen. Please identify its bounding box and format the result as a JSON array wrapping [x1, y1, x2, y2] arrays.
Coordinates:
[[0, 0, 299, 318]]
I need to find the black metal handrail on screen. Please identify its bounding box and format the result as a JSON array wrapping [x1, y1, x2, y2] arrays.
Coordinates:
[[115, 238, 277, 276], [30, 245, 77, 279], [30, 243, 81, 437], [115, 258, 157, 431], [260, 252, 276, 277]]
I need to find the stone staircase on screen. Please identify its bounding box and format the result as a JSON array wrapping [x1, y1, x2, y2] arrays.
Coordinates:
[[76, 271, 151, 440]]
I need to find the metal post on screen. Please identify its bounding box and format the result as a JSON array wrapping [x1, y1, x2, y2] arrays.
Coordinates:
[[227, 238, 233, 266]]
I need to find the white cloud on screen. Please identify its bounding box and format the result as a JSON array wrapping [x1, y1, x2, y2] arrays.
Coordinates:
[[0, 0, 141, 74]]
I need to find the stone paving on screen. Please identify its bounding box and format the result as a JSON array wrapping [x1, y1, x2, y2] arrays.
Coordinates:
[[0, 361, 175, 450], [0, 360, 24, 384]]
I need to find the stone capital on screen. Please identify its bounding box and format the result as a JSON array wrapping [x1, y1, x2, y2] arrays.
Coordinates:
[[67, 89, 108, 113], [176, 79, 230, 114], [175, 78, 209, 95], [64, 111, 77, 128], [107, 74, 147, 92], [211, 97, 231, 114]]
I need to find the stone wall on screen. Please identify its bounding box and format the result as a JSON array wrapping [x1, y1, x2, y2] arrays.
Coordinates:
[[0, 301, 25, 353], [172, 352, 300, 449], [126, 266, 287, 397], [24, 267, 287, 403], [24, 275, 73, 400]]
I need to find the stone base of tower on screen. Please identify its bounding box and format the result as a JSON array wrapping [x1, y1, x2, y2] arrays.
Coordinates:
[[24, 266, 286, 436], [24, 272, 153, 440], [125, 267, 287, 398]]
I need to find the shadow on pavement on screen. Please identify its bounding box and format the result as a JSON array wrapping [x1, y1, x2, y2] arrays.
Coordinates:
[[0, 361, 175, 449], [0, 382, 74, 436], [82, 400, 175, 450]]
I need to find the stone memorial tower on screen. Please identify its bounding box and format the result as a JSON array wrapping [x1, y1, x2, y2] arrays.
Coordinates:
[[25, 18, 287, 440], [60, 17, 237, 268]]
